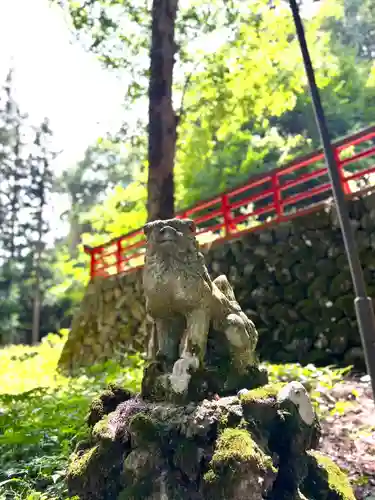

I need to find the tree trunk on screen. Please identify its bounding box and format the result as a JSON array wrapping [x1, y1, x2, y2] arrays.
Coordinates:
[[31, 153, 47, 345], [147, 0, 178, 222], [31, 268, 41, 345]]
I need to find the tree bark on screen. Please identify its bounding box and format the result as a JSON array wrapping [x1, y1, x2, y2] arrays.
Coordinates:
[[31, 179, 44, 346], [147, 0, 178, 222], [31, 137, 48, 345]]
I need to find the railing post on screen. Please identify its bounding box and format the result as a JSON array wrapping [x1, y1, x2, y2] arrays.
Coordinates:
[[84, 246, 96, 279], [116, 240, 122, 275], [272, 173, 282, 220], [90, 251, 96, 278], [221, 194, 232, 237], [334, 147, 351, 195]]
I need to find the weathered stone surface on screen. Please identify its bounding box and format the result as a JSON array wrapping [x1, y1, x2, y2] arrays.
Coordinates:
[[58, 193, 375, 373], [67, 381, 354, 500]]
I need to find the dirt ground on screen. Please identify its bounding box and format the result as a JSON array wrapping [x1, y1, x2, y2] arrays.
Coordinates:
[[318, 374, 375, 499]]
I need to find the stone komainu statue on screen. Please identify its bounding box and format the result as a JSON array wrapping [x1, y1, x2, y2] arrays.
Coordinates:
[[142, 218, 259, 393]]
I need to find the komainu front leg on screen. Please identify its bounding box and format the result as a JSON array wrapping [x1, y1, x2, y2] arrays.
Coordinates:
[[169, 307, 210, 394], [154, 315, 184, 372]]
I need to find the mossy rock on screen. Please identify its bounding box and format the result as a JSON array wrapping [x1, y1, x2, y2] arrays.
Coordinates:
[[240, 383, 284, 403], [301, 450, 355, 500], [67, 442, 124, 500], [203, 428, 277, 499], [127, 412, 161, 446], [67, 382, 355, 500]]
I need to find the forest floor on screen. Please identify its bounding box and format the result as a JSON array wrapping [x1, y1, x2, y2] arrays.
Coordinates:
[[319, 373, 375, 499]]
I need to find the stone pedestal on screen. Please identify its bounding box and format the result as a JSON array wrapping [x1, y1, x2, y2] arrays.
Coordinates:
[[67, 381, 355, 500], [66, 219, 355, 499]]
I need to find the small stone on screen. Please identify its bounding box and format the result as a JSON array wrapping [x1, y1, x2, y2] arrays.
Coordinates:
[[277, 381, 315, 425], [237, 388, 249, 397], [259, 231, 273, 244], [254, 245, 268, 257]]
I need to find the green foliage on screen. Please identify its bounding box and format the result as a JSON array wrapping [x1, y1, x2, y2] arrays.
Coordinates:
[[175, 0, 375, 207], [48, 247, 91, 310], [45, 0, 375, 299], [0, 331, 143, 499], [81, 180, 147, 246], [49, 177, 147, 306], [55, 137, 135, 256], [264, 362, 352, 417], [321, 0, 375, 62]]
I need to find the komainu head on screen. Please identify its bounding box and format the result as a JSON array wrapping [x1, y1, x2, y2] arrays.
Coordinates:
[[143, 218, 199, 258]]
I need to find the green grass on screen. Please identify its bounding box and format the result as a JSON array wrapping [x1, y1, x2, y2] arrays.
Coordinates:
[[0, 332, 351, 499], [0, 331, 143, 499]]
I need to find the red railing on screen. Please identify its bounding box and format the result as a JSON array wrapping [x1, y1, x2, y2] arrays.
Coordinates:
[[84, 125, 375, 278]]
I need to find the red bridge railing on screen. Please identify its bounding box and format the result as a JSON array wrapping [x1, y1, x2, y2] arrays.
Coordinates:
[[84, 125, 375, 278]]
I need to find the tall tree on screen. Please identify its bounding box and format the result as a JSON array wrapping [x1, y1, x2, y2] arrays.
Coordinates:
[[147, 0, 179, 221], [0, 70, 29, 343], [0, 71, 72, 345], [321, 0, 375, 61], [27, 119, 56, 344], [58, 0, 237, 221]]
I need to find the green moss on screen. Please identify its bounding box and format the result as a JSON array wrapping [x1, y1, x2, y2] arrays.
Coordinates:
[[211, 428, 275, 473], [203, 428, 276, 499], [302, 450, 355, 500], [92, 414, 114, 443], [203, 469, 218, 484], [87, 385, 133, 427], [239, 382, 284, 404], [68, 445, 100, 480], [218, 413, 229, 429], [67, 441, 124, 500], [87, 395, 106, 427]]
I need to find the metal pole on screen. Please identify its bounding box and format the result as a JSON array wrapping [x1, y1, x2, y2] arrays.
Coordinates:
[[288, 0, 375, 400]]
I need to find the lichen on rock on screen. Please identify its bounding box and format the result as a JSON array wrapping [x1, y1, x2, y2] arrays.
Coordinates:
[[301, 450, 356, 500]]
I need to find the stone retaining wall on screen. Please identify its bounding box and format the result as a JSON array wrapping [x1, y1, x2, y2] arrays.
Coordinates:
[[58, 192, 375, 372]]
